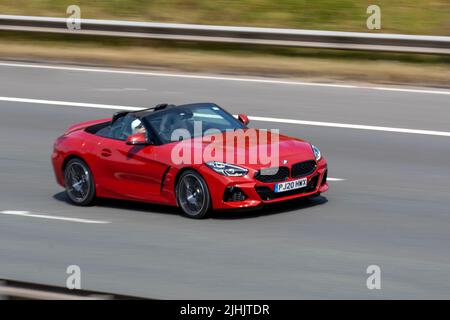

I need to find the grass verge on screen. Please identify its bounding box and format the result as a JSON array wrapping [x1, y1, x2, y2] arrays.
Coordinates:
[[0, 0, 449, 35], [0, 33, 449, 88]]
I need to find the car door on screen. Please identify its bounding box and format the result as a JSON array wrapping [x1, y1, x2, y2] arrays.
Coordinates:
[[94, 115, 169, 202]]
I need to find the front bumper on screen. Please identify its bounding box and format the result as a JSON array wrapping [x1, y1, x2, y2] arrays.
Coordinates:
[[204, 160, 328, 210]]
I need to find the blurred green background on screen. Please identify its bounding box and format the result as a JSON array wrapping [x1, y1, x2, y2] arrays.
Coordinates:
[[1, 0, 449, 35], [0, 1, 448, 87]]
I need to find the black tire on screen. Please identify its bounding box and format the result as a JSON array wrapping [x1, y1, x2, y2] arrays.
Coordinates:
[[64, 158, 96, 206], [176, 170, 211, 219]]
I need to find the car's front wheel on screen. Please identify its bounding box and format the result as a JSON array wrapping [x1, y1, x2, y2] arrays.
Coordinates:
[[176, 170, 211, 219], [64, 158, 96, 206]]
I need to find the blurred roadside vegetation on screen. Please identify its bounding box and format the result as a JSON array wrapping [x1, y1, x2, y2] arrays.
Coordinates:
[[0, 0, 449, 35], [1, 31, 449, 87], [0, 2, 448, 86]]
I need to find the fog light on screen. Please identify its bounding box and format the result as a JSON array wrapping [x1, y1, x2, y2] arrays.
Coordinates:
[[223, 186, 247, 202]]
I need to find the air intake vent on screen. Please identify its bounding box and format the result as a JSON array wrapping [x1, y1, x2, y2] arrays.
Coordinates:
[[254, 166, 289, 183], [291, 160, 317, 178]]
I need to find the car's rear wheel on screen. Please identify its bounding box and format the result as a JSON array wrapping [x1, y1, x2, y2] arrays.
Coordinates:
[[64, 158, 95, 206], [176, 170, 211, 219]]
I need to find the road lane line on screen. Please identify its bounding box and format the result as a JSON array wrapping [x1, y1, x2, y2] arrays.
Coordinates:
[[327, 178, 345, 181], [0, 96, 140, 111], [247, 115, 450, 137], [2, 95, 450, 138], [0, 210, 111, 224], [0, 61, 449, 96]]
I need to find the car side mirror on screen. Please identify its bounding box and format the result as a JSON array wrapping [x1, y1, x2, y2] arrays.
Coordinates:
[[238, 114, 250, 125], [126, 133, 148, 145]]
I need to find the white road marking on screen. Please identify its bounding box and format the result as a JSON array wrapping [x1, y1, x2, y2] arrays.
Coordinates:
[[0, 96, 140, 111], [1, 95, 450, 138], [248, 115, 450, 137], [0, 61, 449, 96], [0, 210, 110, 224], [327, 178, 345, 181]]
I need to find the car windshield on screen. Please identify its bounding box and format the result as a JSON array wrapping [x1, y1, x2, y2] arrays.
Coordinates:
[[142, 104, 245, 144]]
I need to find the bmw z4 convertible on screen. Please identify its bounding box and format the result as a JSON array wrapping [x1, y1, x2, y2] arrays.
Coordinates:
[[52, 103, 328, 218]]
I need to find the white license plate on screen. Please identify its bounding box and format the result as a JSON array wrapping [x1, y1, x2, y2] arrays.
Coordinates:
[[274, 178, 307, 193]]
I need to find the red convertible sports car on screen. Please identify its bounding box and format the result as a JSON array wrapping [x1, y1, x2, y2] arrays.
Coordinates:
[[52, 103, 328, 218]]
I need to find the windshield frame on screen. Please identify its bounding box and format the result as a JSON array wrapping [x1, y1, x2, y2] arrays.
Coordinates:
[[141, 103, 247, 145]]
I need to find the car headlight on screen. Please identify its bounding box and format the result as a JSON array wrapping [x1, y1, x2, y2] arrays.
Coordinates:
[[311, 144, 322, 161], [205, 161, 248, 177]]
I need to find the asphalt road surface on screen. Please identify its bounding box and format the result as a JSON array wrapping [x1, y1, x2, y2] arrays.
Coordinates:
[[0, 61, 449, 299]]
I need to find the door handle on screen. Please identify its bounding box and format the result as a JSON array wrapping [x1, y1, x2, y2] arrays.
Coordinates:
[[101, 148, 112, 157]]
